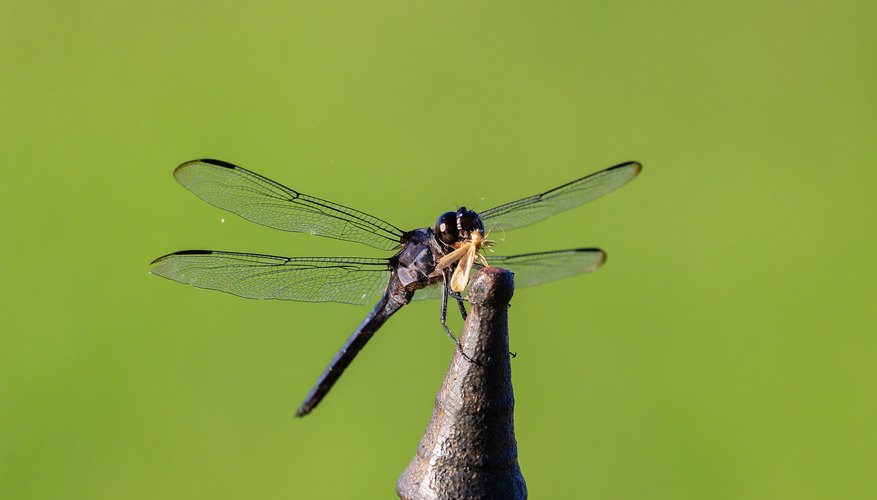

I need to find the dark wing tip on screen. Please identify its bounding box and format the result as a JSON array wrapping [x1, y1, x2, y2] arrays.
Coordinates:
[[593, 249, 607, 271], [575, 247, 607, 272], [174, 158, 240, 175], [199, 158, 239, 169], [630, 161, 643, 174], [149, 249, 214, 265], [613, 160, 643, 175]]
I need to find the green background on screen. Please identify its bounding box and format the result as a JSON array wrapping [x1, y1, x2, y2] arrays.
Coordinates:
[[2, 1, 875, 498]]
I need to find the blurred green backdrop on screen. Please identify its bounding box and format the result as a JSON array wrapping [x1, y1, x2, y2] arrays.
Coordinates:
[[2, 1, 875, 498]]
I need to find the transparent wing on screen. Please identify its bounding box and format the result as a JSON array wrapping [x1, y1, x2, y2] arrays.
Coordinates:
[[173, 159, 405, 251], [479, 161, 641, 233], [411, 282, 444, 301], [486, 248, 606, 287], [411, 248, 606, 301], [150, 250, 391, 305]]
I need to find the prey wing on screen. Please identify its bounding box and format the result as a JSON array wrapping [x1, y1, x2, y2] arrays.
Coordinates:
[[150, 250, 391, 305]]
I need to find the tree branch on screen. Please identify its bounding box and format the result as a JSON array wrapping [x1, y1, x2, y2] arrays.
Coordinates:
[[397, 267, 527, 500]]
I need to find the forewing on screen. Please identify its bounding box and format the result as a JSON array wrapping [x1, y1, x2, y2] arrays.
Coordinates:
[[173, 159, 405, 251], [479, 161, 641, 233], [150, 250, 391, 305]]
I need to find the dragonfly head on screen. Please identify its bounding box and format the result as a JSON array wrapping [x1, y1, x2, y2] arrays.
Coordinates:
[[435, 207, 485, 247]]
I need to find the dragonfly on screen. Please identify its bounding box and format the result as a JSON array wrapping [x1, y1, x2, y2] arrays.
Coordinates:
[[150, 158, 642, 416]]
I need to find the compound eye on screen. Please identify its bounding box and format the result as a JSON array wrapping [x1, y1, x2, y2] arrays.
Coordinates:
[[457, 209, 484, 234], [435, 212, 459, 245]]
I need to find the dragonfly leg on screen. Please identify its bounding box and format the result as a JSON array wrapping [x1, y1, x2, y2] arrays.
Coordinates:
[[440, 271, 475, 363], [439, 274, 460, 345], [447, 290, 468, 320], [455, 296, 468, 320]]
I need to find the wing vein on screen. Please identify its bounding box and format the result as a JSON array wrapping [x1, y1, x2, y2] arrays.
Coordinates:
[[173, 159, 405, 250], [480, 161, 641, 233]]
